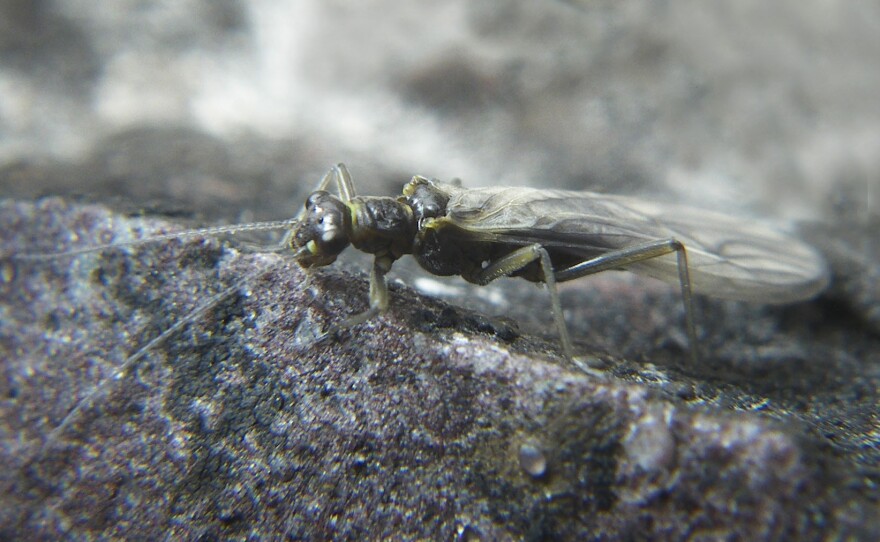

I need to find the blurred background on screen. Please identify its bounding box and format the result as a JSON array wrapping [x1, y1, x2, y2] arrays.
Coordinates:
[[1, 0, 877, 224], [2, 0, 879, 361]]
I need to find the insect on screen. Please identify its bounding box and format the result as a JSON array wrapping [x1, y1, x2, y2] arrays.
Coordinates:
[[5, 161, 831, 496], [14, 163, 830, 367]]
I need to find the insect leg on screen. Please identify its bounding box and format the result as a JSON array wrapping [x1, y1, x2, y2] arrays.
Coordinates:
[[310, 163, 357, 202], [472, 244, 575, 361], [332, 163, 357, 201], [555, 239, 699, 365], [315, 255, 393, 342]]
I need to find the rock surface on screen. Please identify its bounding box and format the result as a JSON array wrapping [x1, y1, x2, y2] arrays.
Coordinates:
[[1, 199, 876, 540], [1, 0, 879, 539]]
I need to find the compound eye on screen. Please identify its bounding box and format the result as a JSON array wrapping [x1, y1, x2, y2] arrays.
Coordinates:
[[305, 190, 331, 210], [314, 206, 344, 245], [292, 192, 351, 267]]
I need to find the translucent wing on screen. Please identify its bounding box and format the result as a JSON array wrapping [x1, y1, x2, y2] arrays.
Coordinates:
[[436, 183, 829, 303]]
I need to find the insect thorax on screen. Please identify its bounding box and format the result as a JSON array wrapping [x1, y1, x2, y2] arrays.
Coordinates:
[[413, 220, 511, 282], [348, 197, 418, 260]]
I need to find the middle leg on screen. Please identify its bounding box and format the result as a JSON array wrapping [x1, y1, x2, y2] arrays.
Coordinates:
[[472, 244, 574, 361]]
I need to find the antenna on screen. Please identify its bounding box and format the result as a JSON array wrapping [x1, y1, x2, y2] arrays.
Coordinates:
[[13, 218, 299, 261]]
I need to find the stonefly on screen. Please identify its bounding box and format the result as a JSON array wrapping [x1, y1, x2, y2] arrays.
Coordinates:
[[11, 163, 830, 451], [16, 163, 829, 366]]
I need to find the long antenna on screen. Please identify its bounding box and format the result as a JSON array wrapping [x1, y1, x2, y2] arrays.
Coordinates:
[[34, 257, 285, 458], [13, 218, 299, 261]]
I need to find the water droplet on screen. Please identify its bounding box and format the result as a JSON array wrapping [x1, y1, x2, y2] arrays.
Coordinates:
[[518, 442, 546, 478]]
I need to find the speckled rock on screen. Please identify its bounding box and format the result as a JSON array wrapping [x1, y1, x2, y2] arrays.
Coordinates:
[[2, 1, 879, 538], [1, 199, 876, 540]]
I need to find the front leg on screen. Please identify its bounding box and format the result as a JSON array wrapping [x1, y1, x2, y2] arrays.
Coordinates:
[[316, 255, 393, 342], [311, 163, 358, 203]]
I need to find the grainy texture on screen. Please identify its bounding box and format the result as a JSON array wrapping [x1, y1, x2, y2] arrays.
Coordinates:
[[1, 0, 879, 539], [0, 199, 876, 540]]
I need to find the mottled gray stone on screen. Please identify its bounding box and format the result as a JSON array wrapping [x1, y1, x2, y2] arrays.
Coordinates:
[[1, 0, 879, 539], [0, 199, 876, 540]]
